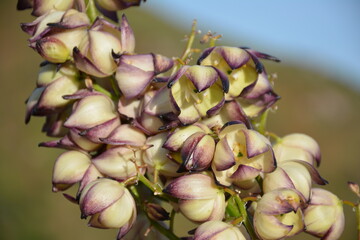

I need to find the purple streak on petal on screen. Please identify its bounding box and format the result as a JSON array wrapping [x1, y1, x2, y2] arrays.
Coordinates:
[[223, 101, 252, 129], [230, 164, 261, 181], [152, 53, 174, 74], [20, 21, 38, 36], [120, 14, 135, 53], [73, 47, 108, 78], [100, 124, 146, 146], [245, 48, 281, 62], [206, 97, 225, 117], [81, 117, 120, 143], [242, 48, 264, 74], [219, 47, 250, 69], [242, 129, 269, 158], [63, 89, 101, 100], [220, 120, 246, 131], [62, 193, 78, 204], [211, 66, 229, 93], [181, 132, 206, 171], [185, 66, 218, 92], [291, 160, 328, 185], [167, 66, 189, 88], [197, 47, 215, 65]]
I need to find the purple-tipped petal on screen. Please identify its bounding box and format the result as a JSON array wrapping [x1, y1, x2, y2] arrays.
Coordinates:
[[290, 160, 327, 185], [197, 47, 215, 65], [120, 14, 135, 53], [211, 66, 229, 93], [80, 117, 120, 143], [78, 164, 103, 196], [100, 124, 146, 146], [163, 125, 204, 151], [219, 46, 250, 69], [245, 48, 280, 62], [73, 47, 108, 77], [243, 129, 269, 158], [163, 174, 218, 200], [152, 53, 174, 74], [181, 132, 215, 171], [213, 136, 236, 171], [144, 86, 173, 115], [206, 97, 225, 117], [167, 65, 189, 88], [115, 55, 155, 99], [184, 65, 218, 92], [230, 164, 261, 182], [80, 179, 125, 216], [240, 71, 273, 99]]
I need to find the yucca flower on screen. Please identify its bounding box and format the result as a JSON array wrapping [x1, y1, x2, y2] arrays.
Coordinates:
[[79, 179, 137, 238], [167, 65, 229, 124], [163, 173, 225, 222], [212, 121, 276, 188], [194, 220, 250, 240]]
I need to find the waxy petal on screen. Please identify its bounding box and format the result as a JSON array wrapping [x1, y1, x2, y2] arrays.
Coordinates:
[[73, 47, 108, 77], [92, 146, 143, 180], [163, 173, 218, 200], [163, 125, 204, 151], [230, 164, 261, 182], [80, 117, 120, 143], [100, 124, 146, 146], [120, 14, 135, 53], [242, 129, 270, 158], [213, 136, 236, 171], [194, 221, 249, 240], [80, 179, 125, 216], [52, 150, 91, 192], [180, 132, 215, 172], [219, 46, 250, 69], [153, 53, 174, 74], [144, 86, 173, 115], [184, 65, 218, 92]]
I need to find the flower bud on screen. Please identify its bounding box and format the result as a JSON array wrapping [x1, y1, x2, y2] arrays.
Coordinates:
[[73, 15, 135, 77], [303, 188, 344, 239], [168, 65, 229, 124], [212, 121, 276, 188], [52, 150, 91, 192], [273, 133, 321, 166], [92, 146, 144, 181], [22, 9, 90, 63], [263, 160, 327, 201], [163, 173, 225, 222], [25, 63, 81, 124], [79, 179, 136, 238], [115, 53, 173, 99], [254, 188, 305, 240], [143, 132, 180, 177], [64, 91, 120, 143], [194, 221, 250, 240]]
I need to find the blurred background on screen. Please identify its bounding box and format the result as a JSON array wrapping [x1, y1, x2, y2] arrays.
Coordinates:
[[1, 0, 359, 239]]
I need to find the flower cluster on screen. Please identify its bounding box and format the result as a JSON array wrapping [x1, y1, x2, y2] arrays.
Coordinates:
[[19, 1, 350, 240]]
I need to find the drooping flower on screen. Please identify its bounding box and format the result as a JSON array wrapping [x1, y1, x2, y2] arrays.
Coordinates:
[[167, 65, 229, 125], [263, 160, 327, 201], [114, 53, 173, 99], [254, 188, 305, 240], [303, 188, 345, 240], [212, 121, 276, 189], [73, 15, 135, 77], [63, 90, 120, 143], [273, 133, 321, 166], [163, 173, 225, 222], [21, 9, 90, 63], [163, 123, 215, 172], [52, 150, 92, 192], [25, 62, 81, 124], [79, 178, 136, 239]]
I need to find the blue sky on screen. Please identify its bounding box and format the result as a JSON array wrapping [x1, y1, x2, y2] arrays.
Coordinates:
[[142, 0, 360, 90]]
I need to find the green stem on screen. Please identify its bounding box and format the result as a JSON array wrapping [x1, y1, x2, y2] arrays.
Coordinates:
[[169, 209, 176, 232], [110, 76, 121, 98], [85, 0, 99, 23], [256, 109, 269, 135], [234, 195, 258, 240], [92, 83, 115, 100], [138, 174, 163, 195], [180, 20, 197, 62], [148, 218, 181, 240]]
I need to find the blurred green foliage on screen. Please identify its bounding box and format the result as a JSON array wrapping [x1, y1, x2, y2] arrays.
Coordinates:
[[1, 1, 359, 239]]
